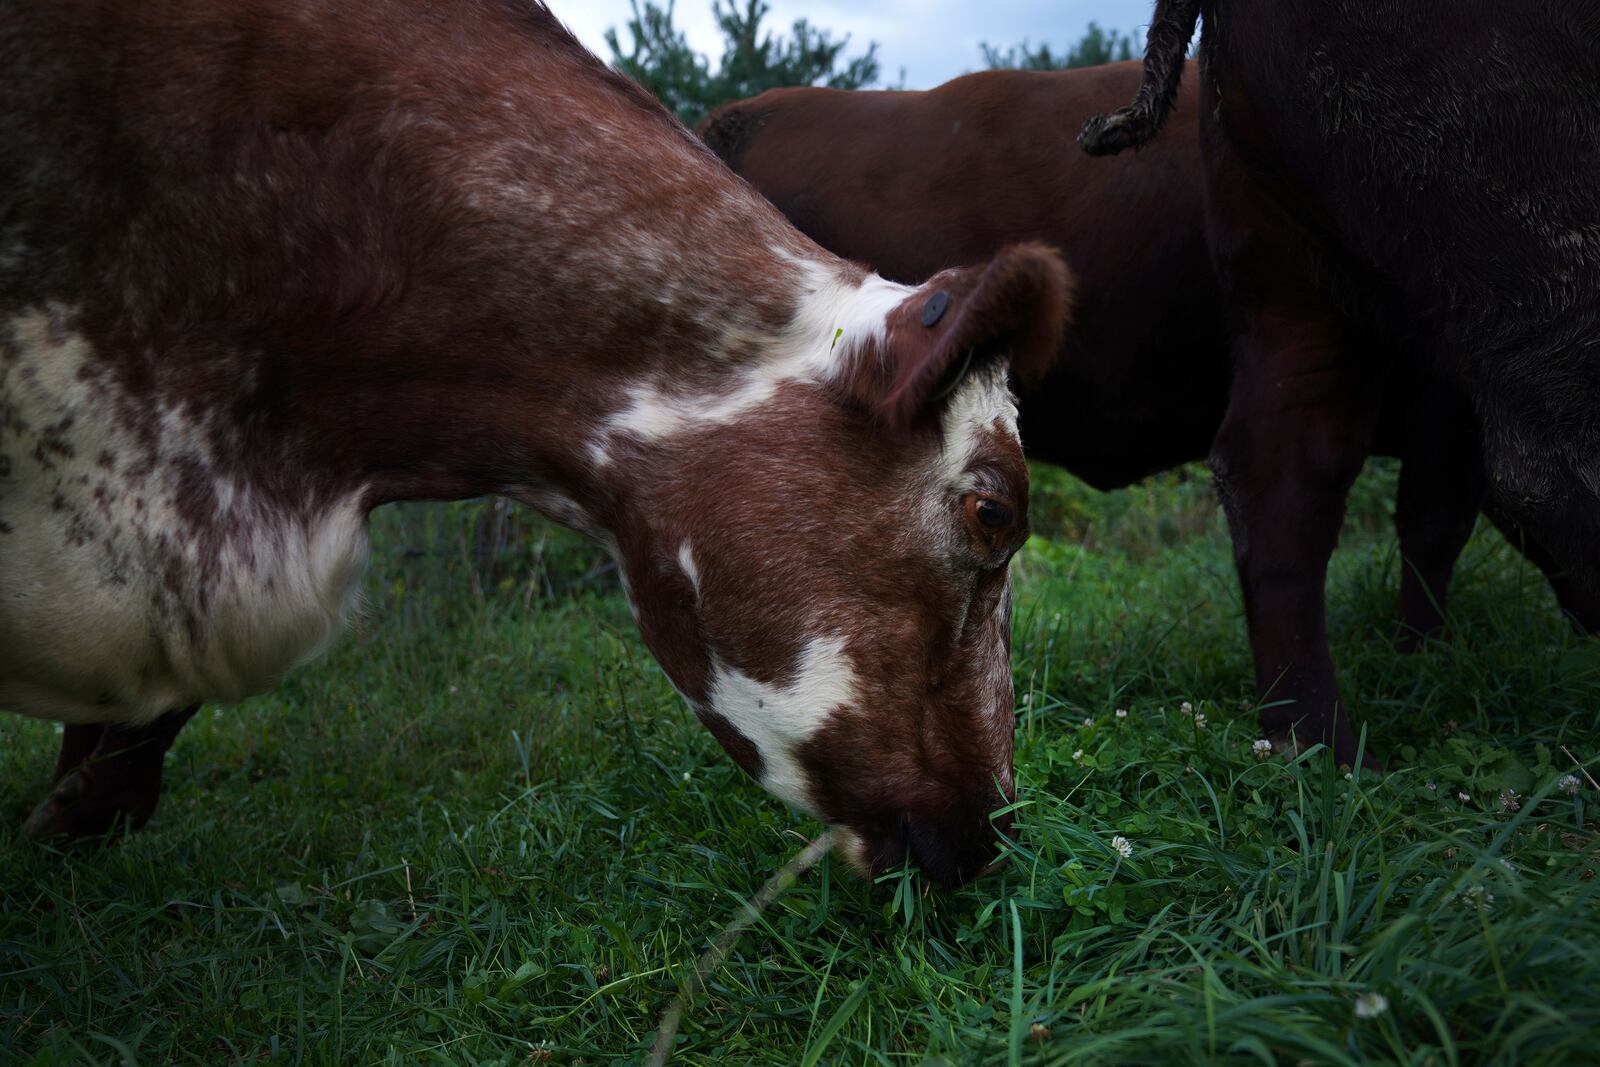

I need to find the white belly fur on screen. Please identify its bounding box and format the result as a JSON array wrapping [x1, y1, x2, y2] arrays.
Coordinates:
[[0, 307, 369, 725]]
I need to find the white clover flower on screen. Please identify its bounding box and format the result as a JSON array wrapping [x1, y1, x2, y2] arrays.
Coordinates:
[[1458, 792, 1471, 804], [1499, 789, 1521, 813], [1354, 992, 1389, 1020], [1082, 718, 1094, 729], [1253, 739, 1273, 760], [1110, 835, 1134, 859], [1180, 701, 1194, 715], [1193, 713, 1207, 729], [1115, 708, 1128, 719], [1559, 774, 1583, 796], [681, 771, 691, 783], [1073, 749, 1085, 764], [1459, 884, 1494, 911], [1426, 782, 1438, 792]]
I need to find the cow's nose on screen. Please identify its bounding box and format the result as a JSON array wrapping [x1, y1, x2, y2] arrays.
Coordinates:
[[901, 804, 1010, 889]]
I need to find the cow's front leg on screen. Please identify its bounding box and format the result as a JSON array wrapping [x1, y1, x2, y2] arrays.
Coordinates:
[[1392, 383, 1486, 651], [50, 724, 107, 784], [1211, 318, 1383, 767], [22, 706, 199, 840]]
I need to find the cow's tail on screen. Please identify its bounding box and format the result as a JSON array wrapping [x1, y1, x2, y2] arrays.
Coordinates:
[[1078, 0, 1203, 156]]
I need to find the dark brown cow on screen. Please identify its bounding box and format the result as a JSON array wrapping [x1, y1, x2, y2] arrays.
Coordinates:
[[0, 0, 1077, 887], [703, 62, 1592, 767], [1082, 4, 1600, 760]]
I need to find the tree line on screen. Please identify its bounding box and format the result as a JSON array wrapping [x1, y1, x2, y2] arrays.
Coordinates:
[[605, 0, 1136, 126]]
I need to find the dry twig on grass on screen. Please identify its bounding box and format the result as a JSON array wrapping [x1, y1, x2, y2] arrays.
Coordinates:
[[1563, 746, 1600, 794], [645, 832, 834, 1066]]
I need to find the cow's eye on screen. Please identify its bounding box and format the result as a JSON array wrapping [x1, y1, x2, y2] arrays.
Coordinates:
[[966, 494, 1013, 531]]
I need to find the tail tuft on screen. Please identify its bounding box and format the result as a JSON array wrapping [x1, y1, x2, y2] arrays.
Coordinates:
[[1078, 0, 1204, 156], [1078, 107, 1164, 156]]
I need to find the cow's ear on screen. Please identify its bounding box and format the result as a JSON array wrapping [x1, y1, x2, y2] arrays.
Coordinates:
[[834, 243, 1073, 433]]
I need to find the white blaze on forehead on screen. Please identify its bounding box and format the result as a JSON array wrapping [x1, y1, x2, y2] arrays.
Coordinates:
[[587, 259, 913, 465], [935, 361, 1020, 490], [706, 633, 857, 816]]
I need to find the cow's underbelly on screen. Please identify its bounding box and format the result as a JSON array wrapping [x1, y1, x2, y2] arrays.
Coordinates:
[[0, 306, 369, 725]]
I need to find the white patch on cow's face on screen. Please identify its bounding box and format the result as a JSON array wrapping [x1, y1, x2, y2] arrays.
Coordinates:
[[705, 634, 858, 816], [935, 361, 1020, 492], [677, 540, 700, 597], [0, 307, 369, 725], [587, 259, 913, 466]]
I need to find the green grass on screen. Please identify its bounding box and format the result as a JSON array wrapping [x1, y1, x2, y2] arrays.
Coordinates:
[[3, 463, 1598, 1065]]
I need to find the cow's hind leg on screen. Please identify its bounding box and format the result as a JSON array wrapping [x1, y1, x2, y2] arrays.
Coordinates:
[[1211, 317, 1385, 768], [1392, 385, 1486, 651], [1203, 106, 1389, 768], [22, 707, 199, 841]]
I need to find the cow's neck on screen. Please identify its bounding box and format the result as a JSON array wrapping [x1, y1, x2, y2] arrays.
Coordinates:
[[318, 241, 877, 534]]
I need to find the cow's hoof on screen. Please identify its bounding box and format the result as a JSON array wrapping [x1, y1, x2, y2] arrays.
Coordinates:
[[20, 769, 145, 842]]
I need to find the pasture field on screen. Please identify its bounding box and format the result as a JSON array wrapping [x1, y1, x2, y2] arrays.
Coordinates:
[[3, 462, 1599, 1066]]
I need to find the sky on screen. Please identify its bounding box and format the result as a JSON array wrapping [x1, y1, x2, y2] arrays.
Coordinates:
[[549, 1, 1155, 91]]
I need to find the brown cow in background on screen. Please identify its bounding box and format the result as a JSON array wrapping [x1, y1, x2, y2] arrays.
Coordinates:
[[703, 61, 1597, 765]]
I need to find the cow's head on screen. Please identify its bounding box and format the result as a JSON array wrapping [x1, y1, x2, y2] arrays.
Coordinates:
[[587, 243, 1071, 887]]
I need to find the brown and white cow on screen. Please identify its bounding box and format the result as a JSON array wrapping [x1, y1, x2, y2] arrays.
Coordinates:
[[0, 0, 1073, 886], [702, 61, 1596, 768]]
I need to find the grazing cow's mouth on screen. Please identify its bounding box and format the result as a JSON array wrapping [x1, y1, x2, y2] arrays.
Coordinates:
[[834, 804, 1012, 889]]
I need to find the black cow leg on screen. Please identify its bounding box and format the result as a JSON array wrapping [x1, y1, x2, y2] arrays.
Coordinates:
[[1211, 322, 1384, 769], [22, 706, 199, 841], [1392, 387, 1485, 651]]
